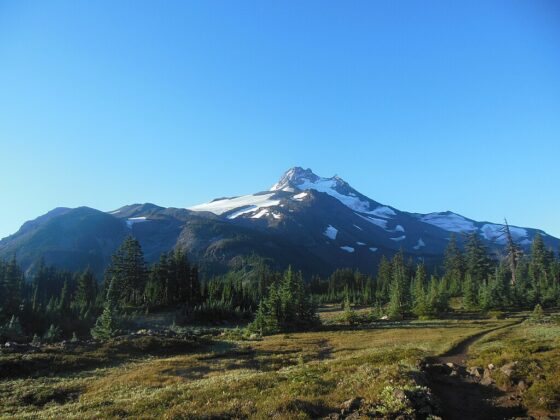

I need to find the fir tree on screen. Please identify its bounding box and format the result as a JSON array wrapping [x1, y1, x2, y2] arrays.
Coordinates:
[[387, 261, 409, 320], [91, 277, 120, 340], [412, 264, 428, 317]]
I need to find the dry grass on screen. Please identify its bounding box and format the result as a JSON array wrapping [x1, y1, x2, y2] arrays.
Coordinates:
[[0, 318, 509, 419]]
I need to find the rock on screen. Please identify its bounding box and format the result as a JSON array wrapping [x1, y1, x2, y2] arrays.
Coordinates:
[[340, 397, 362, 414], [380, 315, 389, 320], [480, 376, 494, 386], [468, 366, 484, 378], [488, 363, 495, 370], [445, 362, 456, 369], [500, 362, 518, 377], [517, 380, 528, 392], [483, 368, 493, 379], [249, 334, 259, 340]]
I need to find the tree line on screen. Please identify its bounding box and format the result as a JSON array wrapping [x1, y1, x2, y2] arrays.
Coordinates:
[[1, 230, 559, 341], [308, 231, 560, 319]]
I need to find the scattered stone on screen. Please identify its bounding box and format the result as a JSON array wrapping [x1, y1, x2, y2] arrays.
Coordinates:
[[480, 376, 494, 386], [445, 362, 456, 369], [340, 397, 362, 415], [380, 315, 389, 320], [517, 380, 528, 392], [488, 363, 495, 370], [500, 362, 518, 377], [468, 366, 484, 378]]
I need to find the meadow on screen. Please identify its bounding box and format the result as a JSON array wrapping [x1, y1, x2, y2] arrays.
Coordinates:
[[2, 308, 545, 419]]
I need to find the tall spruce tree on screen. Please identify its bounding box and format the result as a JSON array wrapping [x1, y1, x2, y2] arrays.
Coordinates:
[[387, 259, 409, 320], [104, 236, 147, 306]]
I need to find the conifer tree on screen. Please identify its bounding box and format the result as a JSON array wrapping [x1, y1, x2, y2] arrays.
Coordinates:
[[91, 277, 120, 340], [104, 236, 147, 306], [463, 273, 478, 309], [387, 262, 409, 320], [74, 268, 97, 314], [412, 264, 427, 317]]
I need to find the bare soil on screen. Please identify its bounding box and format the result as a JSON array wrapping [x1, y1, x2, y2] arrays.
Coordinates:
[[425, 320, 529, 420]]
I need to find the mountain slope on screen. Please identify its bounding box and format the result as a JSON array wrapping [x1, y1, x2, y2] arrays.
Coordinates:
[[1, 167, 557, 278]]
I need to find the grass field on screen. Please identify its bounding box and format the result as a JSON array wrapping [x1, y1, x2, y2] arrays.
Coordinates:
[[0, 310, 557, 419], [468, 316, 560, 416]]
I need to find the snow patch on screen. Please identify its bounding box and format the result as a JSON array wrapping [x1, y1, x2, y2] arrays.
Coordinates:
[[356, 242, 366, 245], [324, 225, 338, 240], [413, 238, 426, 250], [189, 193, 280, 218], [292, 192, 308, 201], [480, 224, 527, 242], [367, 206, 397, 218], [356, 213, 388, 229], [394, 224, 405, 232], [391, 235, 406, 242], [369, 247, 378, 252], [126, 217, 149, 229], [353, 224, 363, 231], [340, 246, 355, 253], [297, 178, 372, 212], [420, 212, 477, 233], [251, 209, 269, 219]]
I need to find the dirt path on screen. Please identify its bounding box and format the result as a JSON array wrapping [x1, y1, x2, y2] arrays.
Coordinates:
[[425, 319, 527, 420]]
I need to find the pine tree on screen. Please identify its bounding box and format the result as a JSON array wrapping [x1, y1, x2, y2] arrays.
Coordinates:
[[1, 256, 23, 318], [43, 324, 62, 343], [376, 256, 392, 303], [465, 233, 492, 284], [502, 219, 522, 285], [463, 273, 478, 309], [387, 262, 409, 320], [104, 236, 147, 306], [91, 277, 120, 340], [444, 234, 465, 295], [74, 268, 97, 313], [531, 303, 544, 321], [412, 264, 428, 317], [341, 293, 358, 325]]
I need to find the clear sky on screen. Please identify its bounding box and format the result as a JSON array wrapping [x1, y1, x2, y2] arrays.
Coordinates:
[[1, 0, 559, 240]]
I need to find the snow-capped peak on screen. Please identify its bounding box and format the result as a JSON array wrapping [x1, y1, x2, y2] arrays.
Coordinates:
[[271, 167, 393, 217], [270, 167, 320, 192]]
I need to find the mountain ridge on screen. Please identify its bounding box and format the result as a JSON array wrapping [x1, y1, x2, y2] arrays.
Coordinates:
[[1, 167, 557, 278]]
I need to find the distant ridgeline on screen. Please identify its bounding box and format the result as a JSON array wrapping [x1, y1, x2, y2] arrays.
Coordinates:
[[0, 167, 558, 280]]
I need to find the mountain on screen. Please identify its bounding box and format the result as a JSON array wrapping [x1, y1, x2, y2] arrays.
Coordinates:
[[1, 167, 558, 278]]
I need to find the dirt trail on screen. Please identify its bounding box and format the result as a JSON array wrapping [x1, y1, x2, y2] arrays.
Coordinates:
[[425, 319, 527, 420]]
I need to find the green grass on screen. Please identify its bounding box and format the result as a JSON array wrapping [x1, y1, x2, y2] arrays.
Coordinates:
[[0, 315, 508, 419], [468, 314, 560, 415]]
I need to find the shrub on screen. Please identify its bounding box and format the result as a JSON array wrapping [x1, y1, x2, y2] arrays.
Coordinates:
[[43, 324, 62, 343]]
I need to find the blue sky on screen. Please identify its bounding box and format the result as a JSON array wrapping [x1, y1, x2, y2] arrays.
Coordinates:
[[1, 0, 559, 240]]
